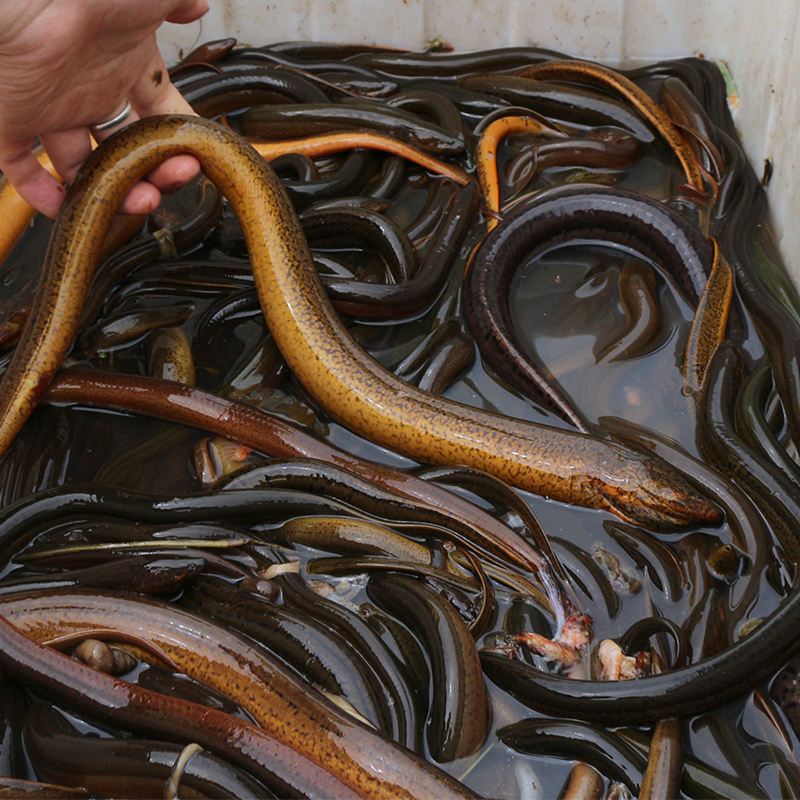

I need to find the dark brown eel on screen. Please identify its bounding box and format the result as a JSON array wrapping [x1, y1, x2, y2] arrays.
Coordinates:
[[481, 565, 800, 725], [462, 184, 714, 430], [481, 346, 800, 724]]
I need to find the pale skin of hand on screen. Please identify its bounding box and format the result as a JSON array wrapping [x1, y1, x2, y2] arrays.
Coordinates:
[[0, 0, 209, 218]]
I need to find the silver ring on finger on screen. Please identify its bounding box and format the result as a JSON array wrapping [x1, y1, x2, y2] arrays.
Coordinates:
[[88, 98, 133, 133]]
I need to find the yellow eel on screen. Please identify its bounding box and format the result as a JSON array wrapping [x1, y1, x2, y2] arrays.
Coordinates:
[[0, 116, 719, 531]]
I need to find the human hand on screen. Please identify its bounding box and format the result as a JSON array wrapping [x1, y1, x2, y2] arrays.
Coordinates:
[[0, 0, 209, 218]]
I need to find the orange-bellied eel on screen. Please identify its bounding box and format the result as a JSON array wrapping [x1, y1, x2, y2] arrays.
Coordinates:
[[240, 101, 467, 155], [475, 115, 566, 231], [0, 149, 58, 267], [459, 73, 656, 142], [247, 131, 472, 185], [515, 60, 704, 190], [0, 115, 718, 534], [462, 183, 715, 431], [0, 600, 481, 800]]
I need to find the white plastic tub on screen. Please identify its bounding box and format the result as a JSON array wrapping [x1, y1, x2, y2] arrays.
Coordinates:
[[157, 0, 800, 284]]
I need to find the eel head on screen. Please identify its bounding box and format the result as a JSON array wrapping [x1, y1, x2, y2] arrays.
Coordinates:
[[591, 447, 723, 532]]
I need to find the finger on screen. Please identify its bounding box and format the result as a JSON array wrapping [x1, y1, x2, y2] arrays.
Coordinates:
[[117, 181, 163, 216], [86, 99, 153, 216], [99, 44, 202, 213], [115, 150, 199, 213], [89, 99, 141, 145], [146, 154, 202, 195], [129, 54, 202, 192], [92, 104, 164, 216], [129, 48, 196, 116], [0, 146, 66, 218], [90, 90, 198, 212], [39, 127, 94, 184], [165, 0, 209, 24]]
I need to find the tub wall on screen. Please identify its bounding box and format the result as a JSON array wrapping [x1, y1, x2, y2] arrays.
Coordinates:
[[158, 0, 800, 284]]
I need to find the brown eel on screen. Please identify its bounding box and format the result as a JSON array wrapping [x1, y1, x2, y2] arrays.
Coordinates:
[[0, 600, 481, 800]]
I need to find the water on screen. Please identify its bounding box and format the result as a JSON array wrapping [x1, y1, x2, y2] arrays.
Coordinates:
[[1, 48, 799, 799]]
